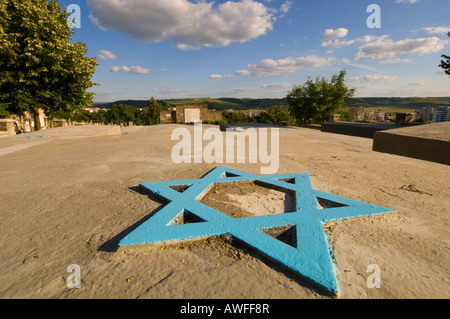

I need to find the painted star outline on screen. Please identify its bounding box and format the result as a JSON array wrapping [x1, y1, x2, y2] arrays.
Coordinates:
[[119, 166, 395, 294]]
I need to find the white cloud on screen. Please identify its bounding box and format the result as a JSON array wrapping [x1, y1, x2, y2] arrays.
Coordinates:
[[395, 0, 419, 4], [422, 26, 450, 35], [349, 74, 402, 82], [340, 58, 379, 72], [378, 58, 412, 64], [88, 0, 275, 49], [236, 55, 334, 77], [176, 43, 201, 51], [279, 1, 293, 17], [98, 49, 118, 60], [110, 66, 151, 74], [319, 28, 349, 41], [235, 69, 252, 77], [210, 74, 235, 79], [321, 35, 388, 48], [355, 37, 446, 60], [261, 82, 292, 89]]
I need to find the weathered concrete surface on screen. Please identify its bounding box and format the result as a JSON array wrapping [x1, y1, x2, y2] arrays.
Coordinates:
[[0, 124, 448, 299], [373, 122, 450, 165], [0, 125, 122, 156], [321, 122, 397, 139]]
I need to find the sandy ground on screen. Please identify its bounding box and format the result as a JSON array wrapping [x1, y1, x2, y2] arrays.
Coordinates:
[[0, 124, 449, 299]]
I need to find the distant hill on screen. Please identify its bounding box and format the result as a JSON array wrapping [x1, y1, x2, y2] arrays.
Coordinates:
[[94, 97, 450, 112], [94, 98, 287, 111], [346, 97, 450, 111]]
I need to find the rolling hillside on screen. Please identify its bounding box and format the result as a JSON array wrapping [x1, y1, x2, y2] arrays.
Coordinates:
[[94, 97, 450, 112]]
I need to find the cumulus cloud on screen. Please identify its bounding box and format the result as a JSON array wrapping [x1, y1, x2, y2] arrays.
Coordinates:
[[422, 26, 450, 35], [98, 49, 118, 60], [349, 74, 402, 82], [378, 58, 412, 64], [395, 0, 419, 4], [261, 82, 292, 89], [88, 0, 275, 49], [319, 28, 349, 41], [355, 36, 446, 60], [236, 56, 334, 77], [340, 58, 379, 72], [321, 35, 388, 48], [110, 66, 151, 74], [279, 1, 293, 17], [209, 74, 235, 79]]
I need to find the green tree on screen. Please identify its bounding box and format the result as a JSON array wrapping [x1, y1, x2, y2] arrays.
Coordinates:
[[139, 98, 163, 125], [90, 109, 107, 124], [223, 111, 253, 123], [256, 105, 297, 126], [439, 32, 450, 77], [106, 105, 122, 125], [0, 0, 97, 125], [106, 104, 136, 125], [0, 104, 9, 118], [286, 70, 355, 125]]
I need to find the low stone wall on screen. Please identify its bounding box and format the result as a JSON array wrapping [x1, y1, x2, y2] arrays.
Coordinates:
[[373, 122, 450, 165], [202, 110, 223, 122], [160, 111, 175, 124], [160, 105, 223, 124], [321, 122, 397, 139], [0, 119, 16, 137]]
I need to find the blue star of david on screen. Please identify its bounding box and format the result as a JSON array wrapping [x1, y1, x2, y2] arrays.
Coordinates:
[[119, 167, 396, 294]]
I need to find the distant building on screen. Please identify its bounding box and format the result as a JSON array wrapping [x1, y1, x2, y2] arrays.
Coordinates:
[[415, 107, 436, 123], [349, 106, 365, 121], [385, 114, 396, 121], [244, 110, 264, 118], [432, 106, 450, 123], [160, 104, 223, 124], [85, 107, 103, 113], [328, 114, 341, 122], [365, 109, 385, 122], [396, 113, 414, 124]]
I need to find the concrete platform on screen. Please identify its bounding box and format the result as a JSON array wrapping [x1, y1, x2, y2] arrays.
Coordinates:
[[1, 124, 449, 299], [0, 125, 122, 156], [373, 122, 450, 165], [321, 122, 398, 139]]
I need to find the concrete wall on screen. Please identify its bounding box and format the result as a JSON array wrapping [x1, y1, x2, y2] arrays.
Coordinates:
[[373, 123, 450, 166], [160, 111, 175, 124], [321, 122, 396, 139], [175, 104, 207, 123], [0, 119, 16, 136], [202, 110, 223, 122], [52, 119, 69, 128], [160, 104, 223, 124]]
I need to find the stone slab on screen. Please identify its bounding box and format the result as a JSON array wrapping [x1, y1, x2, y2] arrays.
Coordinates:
[[321, 122, 397, 139], [373, 122, 450, 165]]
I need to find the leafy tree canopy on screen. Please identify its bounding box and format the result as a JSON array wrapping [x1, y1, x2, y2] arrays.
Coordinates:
[[143, 98, 163, 125], [256, 105, 297, 126], [0, 0, 97, 116], [106, 104, 136, 125], [286, 70, 355, 125]]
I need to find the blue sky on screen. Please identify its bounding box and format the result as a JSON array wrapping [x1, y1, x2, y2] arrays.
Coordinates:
[[60, 0, 450, 102]]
